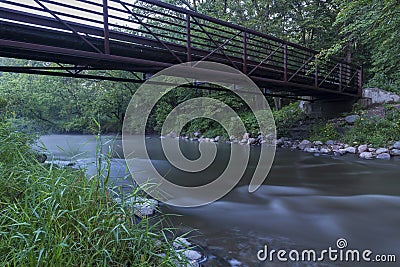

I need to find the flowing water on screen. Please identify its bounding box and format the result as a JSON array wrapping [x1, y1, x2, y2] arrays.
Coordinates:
[[39, 135, 400, 267]]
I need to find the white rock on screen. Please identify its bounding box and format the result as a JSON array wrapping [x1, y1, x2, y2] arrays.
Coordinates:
[[304, 147, 318, 153], [320, 148, 331, 154], [326, 140, 335, 145], [391, 149, 400, 156], [313, 141, 323, 146], [394, 142, 400, 149], [376, 148, 388, 154], [358, 144, 368, 153], [183, 250, 202, 261], [298, 140, 312, 150], [132, 197, 158, 217], [345, 147, 356, 154], [359, 152, 374, 159], [338, 149, 347, 155], [376, 153, 391, 160], [275, 138, 284, 146], [228, 259, 242, 266], [173, 237, 192, 249]]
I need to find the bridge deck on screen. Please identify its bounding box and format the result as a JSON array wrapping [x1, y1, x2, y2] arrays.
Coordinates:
[[0, 0, 362, 98]]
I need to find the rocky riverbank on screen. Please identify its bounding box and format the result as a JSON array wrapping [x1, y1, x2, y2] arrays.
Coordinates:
[[276, 138, 400, 160]]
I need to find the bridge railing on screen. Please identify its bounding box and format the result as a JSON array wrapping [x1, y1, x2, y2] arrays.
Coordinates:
[[0, 0, 362, 95]]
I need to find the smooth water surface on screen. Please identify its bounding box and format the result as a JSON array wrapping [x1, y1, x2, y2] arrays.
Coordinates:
[[39, 135, 400, 266]]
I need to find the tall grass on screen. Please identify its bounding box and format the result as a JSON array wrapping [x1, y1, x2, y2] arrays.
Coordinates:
[[0, 120, 184, 266]]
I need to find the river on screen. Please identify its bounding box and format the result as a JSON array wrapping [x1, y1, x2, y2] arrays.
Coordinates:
[[39, 134, 400, 267]]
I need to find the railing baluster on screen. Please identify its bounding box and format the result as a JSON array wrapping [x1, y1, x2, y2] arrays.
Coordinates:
[[314, 56, 318, 88], [186, 14, 191, 62], [339, 63, 342, 92], [242, 31, 247, 74], [283, 44, 287, 81], [358, 65, 363, 95], [103, 0, 110, 54]]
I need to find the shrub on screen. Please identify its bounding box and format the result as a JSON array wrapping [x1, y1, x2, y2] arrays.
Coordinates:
[[309, 122, 339, 142], [0, 122, 184, 266], [272, 102, 306, 137]]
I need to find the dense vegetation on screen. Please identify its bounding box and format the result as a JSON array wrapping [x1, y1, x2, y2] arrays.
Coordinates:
[[0, 111, 185, 266], [308, 104, 400, 146], [0, 0, 399, 137]]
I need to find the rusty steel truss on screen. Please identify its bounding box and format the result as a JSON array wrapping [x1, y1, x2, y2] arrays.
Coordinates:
[[0, 0, 362, 99]]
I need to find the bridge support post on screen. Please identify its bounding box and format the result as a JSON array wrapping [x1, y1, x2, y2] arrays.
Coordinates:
[[300, 97, 358, 118], [103, 0, 110, 54]]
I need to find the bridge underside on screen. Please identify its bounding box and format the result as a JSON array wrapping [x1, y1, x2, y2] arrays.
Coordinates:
[[0, 0, 362, 101]]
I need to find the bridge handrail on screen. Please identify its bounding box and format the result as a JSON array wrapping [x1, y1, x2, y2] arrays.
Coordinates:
[[0, 0, 362, 95]]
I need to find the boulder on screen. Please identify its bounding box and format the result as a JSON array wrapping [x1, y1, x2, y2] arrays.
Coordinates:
[[313, 141, 323, 146], [275, 138, 284, 146], [376, 153, 391, 160], [345, 147, 356, 154], [124, 197, 158, 218], [345, 114, 360, 124], [326, 140, 335, 146], [304, 147, 318, 153], [298, 140, 312, 150], [391, 149, 400, 156], [173, 237, 192, 249], [243, 133, 250, 140], [320, 148, 331, 154], [214, 136, 220, 142], [394, 142, 400, 149], [358, 144, 368, 153], [248, 137, 256, 145], [376, 148, 388, 154], [359, 152, 374, 159], [183, 250, 202, 261]]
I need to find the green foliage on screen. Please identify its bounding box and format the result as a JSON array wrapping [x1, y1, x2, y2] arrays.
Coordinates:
[[309, 122, 339, 142], [0, 61, 137, 133], [342, 107, 400, 147], [272, 102, 306, 137], [0, 122, 184, 266]]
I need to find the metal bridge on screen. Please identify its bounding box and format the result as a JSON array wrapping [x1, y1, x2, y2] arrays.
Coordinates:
[[0, 0, 362, 99]]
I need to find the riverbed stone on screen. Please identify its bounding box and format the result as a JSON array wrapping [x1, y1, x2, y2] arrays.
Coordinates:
[[326, 140, 335, 145], [248, 138, 256, 145], [358, 144, 368, 153], [243, 133, 250, 140], [131, 197, 158, 217], [313, 141, 323, 146], [391, 149, 400, 156], [214, 136, 220, 142], [304, 147, 318, 153], [345, 114, 360, 124], [298, 140, 312, 150], [359, 152, 374, 159], [320, 148, 331, 154], [183, 250, 202, 261], [376, 148, 388, 154], [276, 138, 284, 146], [394, 142, 400, 149], [376, 153, 391, 160], [345, 147, 356, 154]]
